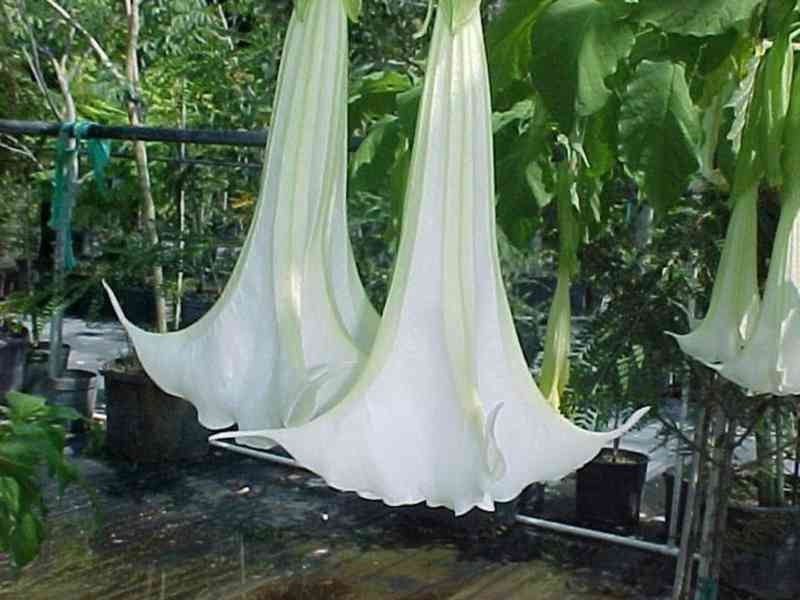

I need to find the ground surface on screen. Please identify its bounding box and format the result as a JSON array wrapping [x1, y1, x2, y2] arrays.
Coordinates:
[[0, 319, 794, 599], [0, 448, 678, 600]]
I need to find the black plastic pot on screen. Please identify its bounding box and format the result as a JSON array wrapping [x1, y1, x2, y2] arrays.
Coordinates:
[[23, 342, 71, 397], [178, 294, 216, 328], [101, 365, 210, 463], [0, 334, 30, 402], [576, 448, 649, 530]]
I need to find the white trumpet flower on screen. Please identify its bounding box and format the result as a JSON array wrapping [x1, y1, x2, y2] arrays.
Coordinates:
[[715, 189, 800, 394], [713, 62, 800, 394], [667, 185, 760, 365], [214, 3, 647, 515], [106, 0, 378, 446]]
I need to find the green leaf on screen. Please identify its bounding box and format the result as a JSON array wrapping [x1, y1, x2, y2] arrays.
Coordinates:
[[350, 116, 402, 182], [766, 0, 799, 36], [634, 0, 763, 37], [486, 0, 555, 97], [583, 97, 618, 178], [5, 392, 46, 422], [530, 0, 635, 131], [619, 61, 702, 212], [9, 511, 43, 568]]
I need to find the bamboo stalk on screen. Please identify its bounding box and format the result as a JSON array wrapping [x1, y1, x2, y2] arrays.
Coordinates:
[[696, 400, 726, 599], [672, 403, 709, 600], [125, 0, 167, 333]]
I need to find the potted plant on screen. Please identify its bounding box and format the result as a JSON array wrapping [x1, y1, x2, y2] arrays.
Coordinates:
[[100, 344, 211, 463], [0, 391, 82, 568], [0, 315, 30, 401]]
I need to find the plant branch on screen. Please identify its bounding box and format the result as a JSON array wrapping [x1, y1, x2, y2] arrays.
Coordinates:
[[42, 0, 127, 87]]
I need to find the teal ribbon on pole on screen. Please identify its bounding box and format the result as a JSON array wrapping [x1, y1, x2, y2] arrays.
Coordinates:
[[48, 121, 111, 272]]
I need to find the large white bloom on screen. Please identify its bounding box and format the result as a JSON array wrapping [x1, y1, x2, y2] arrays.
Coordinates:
[[715, 190, 800, 394], [214, 4, 647, 515], [667, 185, 760, 365], [106, 0, 378, 446]]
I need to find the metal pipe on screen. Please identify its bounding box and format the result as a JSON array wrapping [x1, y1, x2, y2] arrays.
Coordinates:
[[209, 439, 303, 469], [0, 119, 266, 147], [515, 514, 680, 557], [0, 119, 361, 151]]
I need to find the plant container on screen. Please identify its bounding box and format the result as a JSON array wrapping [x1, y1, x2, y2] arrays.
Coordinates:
[[0, 334, 30, 401], [101, 365, 210, 463], [47, 369, 97, 433], [576, 448, 649, 530]]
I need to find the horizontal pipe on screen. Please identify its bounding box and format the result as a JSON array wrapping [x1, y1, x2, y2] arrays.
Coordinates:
[[0, 119, 361, 151], [515, 514, 679, 557], [210, 439, 303, 469], [0, 119, 266, 147]]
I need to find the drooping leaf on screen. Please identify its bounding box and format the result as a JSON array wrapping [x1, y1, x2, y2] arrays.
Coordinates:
[[9, 511, 42, 568], [634, 0, 763, 37], [530, 0, 635, 131], [619, 61, 702, 212], [485, 0, 555, 98], [583, 97, 618, 178], [350, 116, 403, 183]]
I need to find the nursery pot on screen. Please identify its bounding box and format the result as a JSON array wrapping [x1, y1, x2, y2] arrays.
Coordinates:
[[47, 369, 97, 433], [23, 342, 71, 397], [576, 448, 649, 530], [101, 366, 210, 463], [179, 294, 216, 328], [0, 335, 30, 401]]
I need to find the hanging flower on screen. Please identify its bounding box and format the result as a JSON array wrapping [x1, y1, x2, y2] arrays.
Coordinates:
[[715, 191, 800, 394], [712, 54, 800, 395], [667, 185, 760, 365]]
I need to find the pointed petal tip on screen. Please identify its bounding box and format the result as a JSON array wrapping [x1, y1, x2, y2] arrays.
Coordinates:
[[618, 406, 651, 434]]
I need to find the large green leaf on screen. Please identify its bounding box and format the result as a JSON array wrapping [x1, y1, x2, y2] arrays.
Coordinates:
[[485, 0, 555, 98], [619, 61, 702, 212], [530, 0, 635, 131], [495, 100, 554, 248], [634, 0, 763, 37]]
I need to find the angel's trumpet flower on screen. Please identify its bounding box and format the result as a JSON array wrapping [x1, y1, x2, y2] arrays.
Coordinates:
[[214, 2, 647, 515], [106, 0, 378, 446], [667, 185, 760, 365]]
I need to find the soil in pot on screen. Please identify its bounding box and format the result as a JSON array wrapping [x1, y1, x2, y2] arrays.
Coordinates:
[[0, 333, 30, 401], [47, 369, 97, 433], [23, 342, 71, 396], [576, 448, 649, 531], [101, 364, 211, 463]]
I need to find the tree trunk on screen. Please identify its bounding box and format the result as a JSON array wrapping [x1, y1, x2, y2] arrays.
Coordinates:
[[672, 403, 710, 600], [775, 405, 786, 506], [174, 91, 187, 330], [47, 58, 77, 378], [756, 412, 777, 506], [125, 0, 167, 333], [696, 400, 726, 600], [710, 412, 738, 589]]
